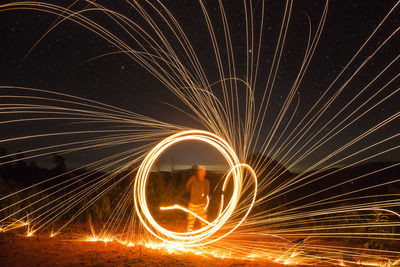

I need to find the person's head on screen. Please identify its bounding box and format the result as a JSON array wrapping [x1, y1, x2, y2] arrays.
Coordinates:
[[192, 165, 206, 181]]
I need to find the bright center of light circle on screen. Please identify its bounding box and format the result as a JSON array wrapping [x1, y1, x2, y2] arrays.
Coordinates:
[[133, 130, 257, 246]]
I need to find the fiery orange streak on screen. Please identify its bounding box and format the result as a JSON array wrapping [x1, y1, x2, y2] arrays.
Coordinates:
[[160, 205, 213, 226], [133, 130, 257, 246]]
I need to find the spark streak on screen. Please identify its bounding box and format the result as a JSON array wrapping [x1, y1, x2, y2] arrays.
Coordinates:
[[134, 130, 257, 246], [0, 0, 399, 265]]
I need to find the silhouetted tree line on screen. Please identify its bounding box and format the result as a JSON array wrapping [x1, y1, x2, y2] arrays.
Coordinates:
[[246, 153, 400, 214], [0, 148, 67, 192], [1, 146, 398, 236]]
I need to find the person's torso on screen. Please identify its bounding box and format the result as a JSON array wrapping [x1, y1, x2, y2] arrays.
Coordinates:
[[189, 177, 209, 204]]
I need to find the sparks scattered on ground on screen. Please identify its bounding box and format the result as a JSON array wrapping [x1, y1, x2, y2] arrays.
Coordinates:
[[0, 1, 399, 266]]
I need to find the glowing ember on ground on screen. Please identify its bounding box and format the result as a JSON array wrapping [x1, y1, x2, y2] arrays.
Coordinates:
[[0, 1, 399, 266]]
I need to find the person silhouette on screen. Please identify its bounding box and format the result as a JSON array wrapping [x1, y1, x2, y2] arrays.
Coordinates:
[[185, 165, 210, 231]]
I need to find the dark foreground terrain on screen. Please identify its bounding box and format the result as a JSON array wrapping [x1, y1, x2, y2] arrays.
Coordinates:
[[0, 231, 286, 267]]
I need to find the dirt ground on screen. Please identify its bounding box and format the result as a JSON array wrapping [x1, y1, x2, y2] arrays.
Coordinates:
[[0, 231, 286, 267]]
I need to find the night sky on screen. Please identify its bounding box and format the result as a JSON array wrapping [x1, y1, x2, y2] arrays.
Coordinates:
[[0, 0, 399, 172]]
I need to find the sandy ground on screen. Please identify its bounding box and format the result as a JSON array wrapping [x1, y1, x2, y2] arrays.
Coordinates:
[[0, 231, 286, 266]]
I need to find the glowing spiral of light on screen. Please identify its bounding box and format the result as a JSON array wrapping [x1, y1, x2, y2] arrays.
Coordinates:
[[134, 130, 257, 246]]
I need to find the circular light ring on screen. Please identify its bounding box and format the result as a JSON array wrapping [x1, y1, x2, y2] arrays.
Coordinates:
[[134, 130, 257, 246]]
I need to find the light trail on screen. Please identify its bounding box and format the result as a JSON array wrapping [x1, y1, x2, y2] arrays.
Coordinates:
[[203, 195, 210, 211], [160, 205, 213, 226], [0, 0, 399, 265], [134, 130, 257, 246]]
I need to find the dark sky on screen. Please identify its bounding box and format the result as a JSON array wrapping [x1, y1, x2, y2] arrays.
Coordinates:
[[0, 0, 399, 172]]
